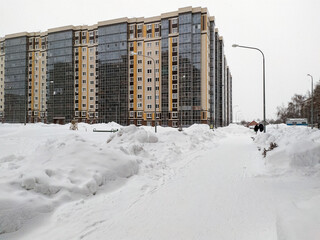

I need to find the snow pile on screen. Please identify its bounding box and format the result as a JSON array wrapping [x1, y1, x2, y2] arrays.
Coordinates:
[[254, 124, 320, 176], [0, 123, 138, 234], [0, 123, 220, 235]]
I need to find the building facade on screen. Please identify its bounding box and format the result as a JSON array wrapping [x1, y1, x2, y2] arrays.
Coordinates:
[[0, 6, 232, 127]]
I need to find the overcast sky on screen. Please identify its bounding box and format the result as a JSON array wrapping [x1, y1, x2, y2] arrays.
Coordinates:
[[1, 0, 320, 121]]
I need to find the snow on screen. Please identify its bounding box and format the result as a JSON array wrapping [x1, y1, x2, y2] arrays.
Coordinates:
[[0, 123, 320, 239]]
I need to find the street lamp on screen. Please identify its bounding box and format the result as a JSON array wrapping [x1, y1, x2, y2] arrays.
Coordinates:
[[179, 75, 186, 131], [307, 74, 314, 129], [232, 44, 266, 133], [130, 51, 157, 133]]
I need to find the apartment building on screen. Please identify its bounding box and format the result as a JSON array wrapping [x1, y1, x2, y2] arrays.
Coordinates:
[[0, 6, 232, 127]]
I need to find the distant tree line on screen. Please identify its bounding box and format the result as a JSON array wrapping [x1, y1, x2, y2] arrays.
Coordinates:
[[276, 81, 320, 124]]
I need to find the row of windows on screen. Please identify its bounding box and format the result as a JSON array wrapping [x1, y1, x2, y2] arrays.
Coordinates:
[[129, 41, 159, 47]]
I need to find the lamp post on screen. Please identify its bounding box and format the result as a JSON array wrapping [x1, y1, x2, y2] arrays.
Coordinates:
[[179, 75, 186, 131], [307, 74, 314, 129], [130, 51, 157, 133], [232, 44, 266, 133]]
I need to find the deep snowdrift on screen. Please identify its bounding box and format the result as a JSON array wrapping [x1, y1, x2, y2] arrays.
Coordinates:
[[254, 124, 320, 176]]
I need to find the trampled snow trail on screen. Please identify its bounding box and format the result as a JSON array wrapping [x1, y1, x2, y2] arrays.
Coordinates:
[[7, 129, 280, 240], [88, 134, 277, 240]]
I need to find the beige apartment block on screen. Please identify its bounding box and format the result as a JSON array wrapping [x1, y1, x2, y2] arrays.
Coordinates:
[[1, 6, 232, 126]]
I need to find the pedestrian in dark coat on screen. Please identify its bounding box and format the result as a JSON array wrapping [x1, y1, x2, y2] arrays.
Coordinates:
[[254, 124, 259, 134], [259, 124, 264, 132]]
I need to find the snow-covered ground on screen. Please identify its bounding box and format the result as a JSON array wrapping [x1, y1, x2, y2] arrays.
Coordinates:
[[0, 123, 319, 239]]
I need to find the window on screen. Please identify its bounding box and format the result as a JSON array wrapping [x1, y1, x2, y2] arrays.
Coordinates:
[[138, 51, 143, 55], [138, 77, 142, 82], [172, 37, 178, 43], [147, 69, 152, 74], [138, 94, 142, 99], [138, 42, 142, 47], [82, 88, 86, 92], [130, 112, 134, 118], [155, 50, 159, 55], [137, 24, 142, 30], [147, 60, 152, 65], [89, 48, 94, 53], [172, 84, 177, 90], [172, 75, 177, 80], [172, 112, 178, 118], [147, 113, 152, 118], [147, 51, 152, 56], [172, 47, 177, 52], [147, 105, 152, 109], [90, 64, 94, 68], [137, 111, 142, 117], [172, 93, 178, 99], [138, 59, 142, 64], [155, 41, 159, 46], [137, 103, 142, 108], [147, 78, 152, 82], [138, 85, 142, 90], [147, 42, 152, 47], [138, 68, 142, 73], [172, 18, 178, 24], [147, 95, 152, 100], [172, 56, 177, 62], [82, 64, 86, 68], [172, 103, 177, 108], [147, 24, 152, 30], [147, 87, 152, 91], [172, 65, 177, 71]]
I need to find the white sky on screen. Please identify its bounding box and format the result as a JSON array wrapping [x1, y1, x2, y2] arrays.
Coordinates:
[[1, 0, 320, 121]]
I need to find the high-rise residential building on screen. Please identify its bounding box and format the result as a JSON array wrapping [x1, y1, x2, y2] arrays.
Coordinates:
[[0, 6, 232, 127]]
